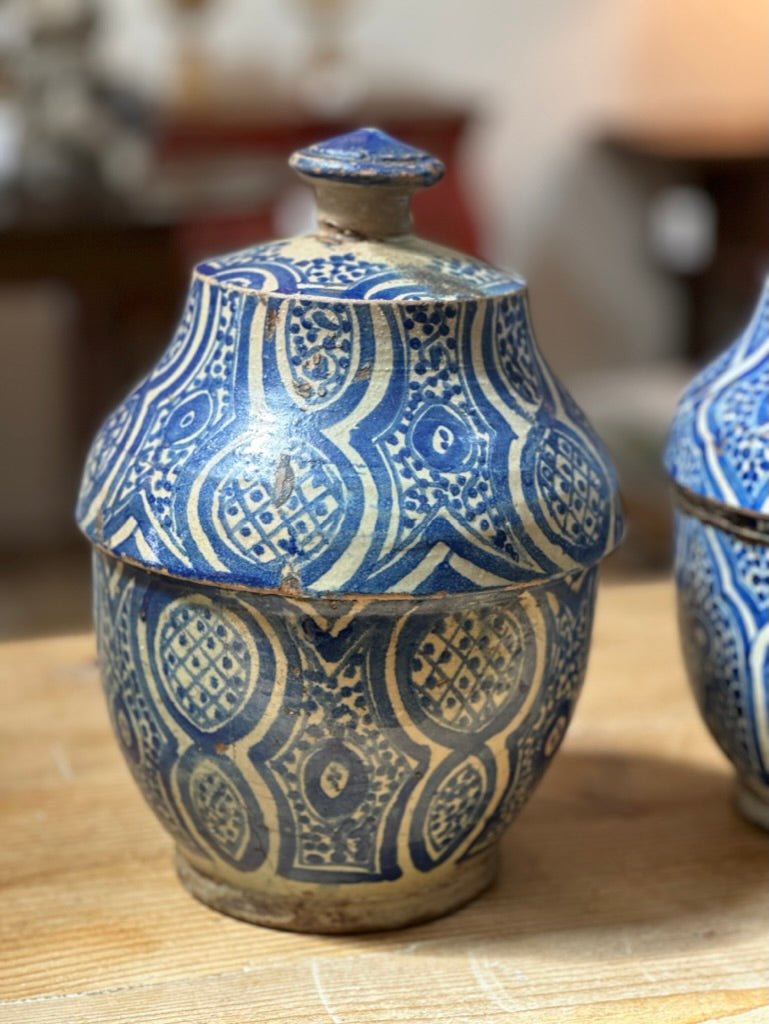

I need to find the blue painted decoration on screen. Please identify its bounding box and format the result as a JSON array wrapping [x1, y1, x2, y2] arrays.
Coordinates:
[[666, 279, 769, 829]]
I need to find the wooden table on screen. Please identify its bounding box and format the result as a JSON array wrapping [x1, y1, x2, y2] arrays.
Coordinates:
[[1, 580, 767, 1023]]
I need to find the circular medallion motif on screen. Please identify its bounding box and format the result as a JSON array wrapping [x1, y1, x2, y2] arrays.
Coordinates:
[[164, 391, 214, 445], [543, 713, 569, 758], [115, 705, 135, 753], [301, 739, 369, 820], [409, 404, 475, 472], [425, 760, 485, 855], [155, 596, 257, 734]]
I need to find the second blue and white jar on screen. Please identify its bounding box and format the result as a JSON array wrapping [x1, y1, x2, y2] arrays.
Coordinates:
[[666, 279, 769, 830]]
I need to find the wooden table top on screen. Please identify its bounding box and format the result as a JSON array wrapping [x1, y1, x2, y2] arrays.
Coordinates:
[[1, 579, 767, 1023]]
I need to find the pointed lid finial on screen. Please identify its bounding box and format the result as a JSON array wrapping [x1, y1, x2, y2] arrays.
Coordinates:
[[289, 127, 445, 188]]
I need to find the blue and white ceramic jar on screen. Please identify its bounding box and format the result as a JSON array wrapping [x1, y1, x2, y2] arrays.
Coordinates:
[[77, 128, 623, 931], [666, 280, 769, 830]]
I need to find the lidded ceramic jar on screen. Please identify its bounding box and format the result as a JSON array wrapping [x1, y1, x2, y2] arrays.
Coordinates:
[[77, 128, 623, 932], [665, 280, 769, 830]]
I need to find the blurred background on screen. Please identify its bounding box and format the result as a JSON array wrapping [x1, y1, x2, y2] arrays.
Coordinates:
[[0, 0, 766, 639]]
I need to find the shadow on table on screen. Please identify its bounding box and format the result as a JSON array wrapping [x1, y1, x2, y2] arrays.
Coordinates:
[[349, 749, 767, 956]]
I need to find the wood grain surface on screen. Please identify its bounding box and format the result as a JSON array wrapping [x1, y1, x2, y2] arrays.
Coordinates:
[[1, 579, 767, 1023]]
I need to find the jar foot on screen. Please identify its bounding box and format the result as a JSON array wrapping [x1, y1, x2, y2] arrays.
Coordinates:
[[735, 775, 769, 831], [175, 847, 498, 934]]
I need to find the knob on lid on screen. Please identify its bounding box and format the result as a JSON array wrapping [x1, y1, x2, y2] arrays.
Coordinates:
[[289, 126, 445, 188]]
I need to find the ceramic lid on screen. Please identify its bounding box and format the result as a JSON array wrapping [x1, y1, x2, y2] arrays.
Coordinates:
[[195, 127, 523, 302], [77, 128, 623, 596], [665, 278, 769, 516]]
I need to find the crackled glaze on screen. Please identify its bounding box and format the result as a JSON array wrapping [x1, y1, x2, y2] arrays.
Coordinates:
[[666, 280, 769, 829], [78, 128, 622, 930]]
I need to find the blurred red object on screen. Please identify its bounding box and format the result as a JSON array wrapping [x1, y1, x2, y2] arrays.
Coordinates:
[[156, 101, 479, 262]]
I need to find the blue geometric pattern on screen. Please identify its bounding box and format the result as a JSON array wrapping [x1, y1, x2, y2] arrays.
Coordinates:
[[194, 239, 519, 301], [673, 511, 769, 785], [77, 278, 622, 596], [410, 748, 496, 870], [463, 569, 597, 858], [155, 598, 255, 732], [93, 554, 206, 861], [665, 280, 769, 513], [93, 551, 599, 885], [177, 746, 268, 871], [394, 600, 534, 743]]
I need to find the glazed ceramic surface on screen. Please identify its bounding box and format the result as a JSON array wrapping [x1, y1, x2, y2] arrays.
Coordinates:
[[78, 128, 623, 931], [666, 280, 769, 829]]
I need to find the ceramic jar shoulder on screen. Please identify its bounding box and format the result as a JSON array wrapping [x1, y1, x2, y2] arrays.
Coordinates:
[[77, 231, 622, 598]]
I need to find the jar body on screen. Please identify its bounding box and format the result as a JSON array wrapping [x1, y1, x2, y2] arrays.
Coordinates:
[[94, 549, 598, 931], [673, 508, 769, 828]]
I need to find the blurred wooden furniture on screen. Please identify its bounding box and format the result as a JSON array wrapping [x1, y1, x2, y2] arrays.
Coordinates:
[[1, 578, 767, 1023], [608, 0, 768, 359], [157, 100, 478, 258], [606, 130, 769, 362]]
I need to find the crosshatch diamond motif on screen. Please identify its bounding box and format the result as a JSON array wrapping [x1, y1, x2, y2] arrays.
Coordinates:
[[410, 609, 526, 731], [496, 294, 543, 405], [218, 451, 345, 566], [537, 429, 604, 547], [159, 601, 254, 731]]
